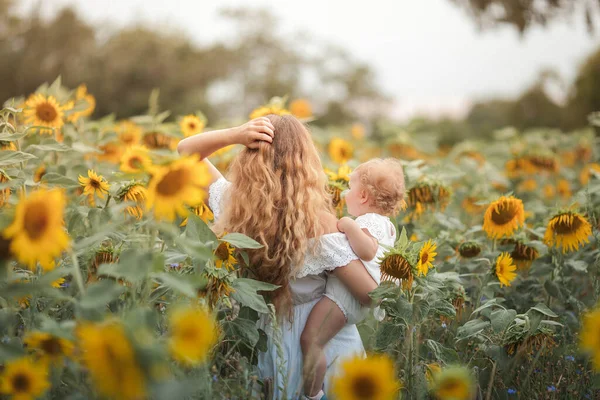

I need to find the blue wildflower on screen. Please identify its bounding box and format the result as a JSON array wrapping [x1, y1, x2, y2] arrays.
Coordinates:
[[547, 386, 556, 392], [441, 322, 447, 329], [507, 388, 517, 395], [565, 355, 575, 362]]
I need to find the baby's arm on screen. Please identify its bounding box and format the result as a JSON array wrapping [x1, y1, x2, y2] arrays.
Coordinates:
[[337, 216, 378, 261]]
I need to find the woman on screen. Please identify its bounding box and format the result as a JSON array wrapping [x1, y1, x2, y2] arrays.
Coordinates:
[[177, 115, 377, 399]]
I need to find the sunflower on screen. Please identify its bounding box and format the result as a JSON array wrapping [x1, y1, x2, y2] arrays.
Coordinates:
[[430, 366, 474, 400], [143, 131, 177, 150], [33, 164, 46, 183], [180, 202, 214, 226], [326, 164, 352, 183], [517, 179, 537, 192], [557, 179, 571, 198], [381, 253, 415, 290], [67, 84, 96, 122], [494, 252, 517, 287], [388, 142, 421, 160], [505, 158, 537, 178], [406, 182, 451, 219], [461, 197, 485, 215], [76, 321, 146, 400], [331, 354, 400, 400], [425, 363, 442, 383], [120, 145, 152, 173], [416, 240, 437, 276], [115, 120, 142, 147], [0, 141, 17, 151], [51, 277, 65, 287], [146, 156, 210, 221], [543, 211, 592, 253], [527, 154, 559, 174], [351, 123, 366, 140], [580, 306, 600, 371], [328, 138, 354, 164], [0, 357, 50, 400], [0, 170, 10, 207], [89, 242, 120, 282], [289, 99, 312, 119], [249, 105, 290, 119], [97, 142, 123, 164], [78, 169, 110, 199], [214, 241, 237, 271], [328, 184, 346, 218], [3, 189, 70, 270], [543, 184, 556, 199], [505, 331, 557, 356], [22, 93, 67, 135], [482, 196, 525, 239], [24, 331, 74, 364], [511, 241, 539, 270], [168, 306, 219, 366], [200, 272, 235, 310], [116, 182, 147, 220], [580, 163, 600, 186], [180, 114, 205, 138]]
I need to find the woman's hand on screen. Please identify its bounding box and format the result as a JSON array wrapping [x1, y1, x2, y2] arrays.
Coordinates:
[[235, 117, 275, 149]]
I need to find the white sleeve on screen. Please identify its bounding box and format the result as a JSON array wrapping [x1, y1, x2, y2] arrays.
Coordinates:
[[296, 234, 360, 279], [355, 214, 386, 242], [208, 178, 231, 222]]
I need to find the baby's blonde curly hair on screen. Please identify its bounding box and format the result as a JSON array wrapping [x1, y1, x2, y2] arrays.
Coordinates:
[[213, 114, 331, 319], [353, 158, 405, 216]]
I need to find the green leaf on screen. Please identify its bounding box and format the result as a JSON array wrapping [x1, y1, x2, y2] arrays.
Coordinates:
[[154, 272, 204, 298], [456, 319, 490, 340], [230, 278, 277, 314], [72, 142, 102, 154], [0, 131, 28, 141], [221, 233, 263, 249], [98, 250, 154, 284], [26, 142, 71, 152], [432, 299, 456, 318], [41, 173, 79, 187], [471, 298, 505, 316], [0, 151, 36, 166], [184, 213, 217, 244], [530, 303, 558, 318], [79, 280, 126, 309], [224, 317, 260, 346], [566, 259, 588, 272], [544, 280, 561, 299], [426, 340, 459, 364], [397, 226, 408, 249], [490, 309, 517, 333]]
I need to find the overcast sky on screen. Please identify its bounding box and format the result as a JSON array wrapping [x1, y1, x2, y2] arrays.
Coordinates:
[[17, 0, 598, 119]]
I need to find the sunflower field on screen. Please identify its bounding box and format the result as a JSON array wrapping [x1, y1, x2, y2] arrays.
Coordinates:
[[0, 77, 599, 400]]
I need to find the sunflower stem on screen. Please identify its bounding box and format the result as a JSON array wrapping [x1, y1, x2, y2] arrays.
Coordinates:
[[69, 250, 86, 295], [103, 194, 112, 209], [484, 361, 497, 400]]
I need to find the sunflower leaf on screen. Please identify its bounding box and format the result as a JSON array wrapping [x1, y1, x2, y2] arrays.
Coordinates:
[[230, 278, 277, 314], [25, 141, 71, 152], [530, 303, 558, 318], [426, 340, 459, 364], [41, 172, 79, 187], [221, 233, 263, 249], [0, 150, 36, 166], [78, 280, 126, 309], [490, 309, 517, 333], [184, 213, 217, 244]]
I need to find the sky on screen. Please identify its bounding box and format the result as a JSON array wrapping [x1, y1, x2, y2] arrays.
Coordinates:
[[17, 0, 599, 120]]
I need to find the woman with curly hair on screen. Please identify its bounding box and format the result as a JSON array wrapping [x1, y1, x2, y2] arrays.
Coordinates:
[[178, 115, 376, 399]]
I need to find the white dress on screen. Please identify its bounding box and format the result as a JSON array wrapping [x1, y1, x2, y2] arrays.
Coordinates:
[[208, 178, 365, 400], [323, 213, 397, 324]]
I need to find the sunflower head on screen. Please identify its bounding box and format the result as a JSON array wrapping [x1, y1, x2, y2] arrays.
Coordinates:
[[214, 241, 237, 271], [461, 197, 485, 215], [0, 141, 17, 151], [168, 306, 219, 366], [199, 271, 235, 310], [328, 137, 354, 164], [249, 97, 291, 120], [3, 188, 70, 270], [579, 163, 600, 186], [326, 164, 352, 183], [23, 93, 67, 135], [289, 98, 312, 119], [543, 210, 592, 253], [24, 331, 74, 363], [406, 180, 451, 217], [527, 154, 559, 174], [511, 241, 539, 270], [482, 195, 525, 239], [494, 252, 517, 287], [97, 142, 123, 164], [115, 120, 142, 147], [457, 241, 481, 258], [351, 123, 366, 140], [416, 239, 437, 277], [116, 182, 147, 220], [180, 114, 206, 138], [429, 365, 474, 400], [67, 84, 96, 122], [78, 169, 110, 200], [0, 357, 50, 400], [0, 170, 11, 207], [381, 228, 419, 289], [580, 307, 600, 371], [143, 131, 177, 150], [180, 202, 214, 226], [120, 145, 152, 174], [505, 329, 557, 356], [331, 354, 401, 400]]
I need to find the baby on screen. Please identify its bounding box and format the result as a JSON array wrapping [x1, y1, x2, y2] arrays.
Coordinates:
[[301, 158, 405, 400]]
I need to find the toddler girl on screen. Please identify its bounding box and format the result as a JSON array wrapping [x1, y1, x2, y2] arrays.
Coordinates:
[[300, 158, 405, 399]]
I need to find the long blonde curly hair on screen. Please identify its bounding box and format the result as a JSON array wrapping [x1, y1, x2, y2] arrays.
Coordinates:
[[213, 114, 332, 318]]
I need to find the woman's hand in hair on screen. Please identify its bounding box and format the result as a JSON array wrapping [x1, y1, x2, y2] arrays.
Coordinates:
[[236, 117, 275, 149]]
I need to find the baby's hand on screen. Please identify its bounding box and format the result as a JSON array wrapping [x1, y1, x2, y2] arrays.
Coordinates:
[[337, 216, 355, 233]]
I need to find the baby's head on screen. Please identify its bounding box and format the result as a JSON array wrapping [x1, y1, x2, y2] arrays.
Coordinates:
[[344, 158, 405, 217]]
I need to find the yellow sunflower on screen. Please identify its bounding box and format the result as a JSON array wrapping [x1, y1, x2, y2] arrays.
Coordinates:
[[0, 141, 17, 151], [115, 120, 142, 147], [351, 123, 366, 140], [0, 170, 10, 207], [457, 242, 481, 259], [416, 240, 437, 276], [381, 252, 415, 290], [543, 211, 592, 253], [328, 137, 354, 164], [214, 241, 237, 271], [117, 182, 147, 219], [143, 131, 177, 150], [426, 363, 442, 383], [326, 164, 352, 182], [3, 189, 70, 270], [76, 321, 146, 400], [22, 93, 67, 135], [542, 184, 556, 199], [461, 197, 485, 215], [0, 357, 50, 400], [580, 306, 600, 371], [33, 164, 46, 183], [580, 163, 600, 186], [200, 272, 235, 310], [494, 252, 517, 287], [289, 98, 312, 119], [331, 354, 401, 400], [517, 178, 537, 192], [511, 242, 539, 270], [67, 84, 96, 122], [557, 179, 571, 198], [120, 145, 152, 173], [78, 169, 110, 199], [180, 202, 214, 226], [145, 156, 210, 221], [97, 142, 123, 164], [180, 114, 205, 138], [249, 105, 290, 119], [24, 331, 74, 364], [482, 196, 525, 239], [430, 366, 474, 400], [168, 306, 219, 366]]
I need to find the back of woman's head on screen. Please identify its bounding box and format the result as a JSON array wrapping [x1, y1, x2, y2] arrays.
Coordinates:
[[214, 114, 331, 318]]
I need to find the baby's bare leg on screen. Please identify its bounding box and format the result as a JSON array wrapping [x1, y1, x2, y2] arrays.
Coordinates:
[[300, 296, 346, 397]]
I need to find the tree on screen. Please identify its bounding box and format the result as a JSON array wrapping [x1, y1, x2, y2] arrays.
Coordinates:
[[564, 46, 600, 130]]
